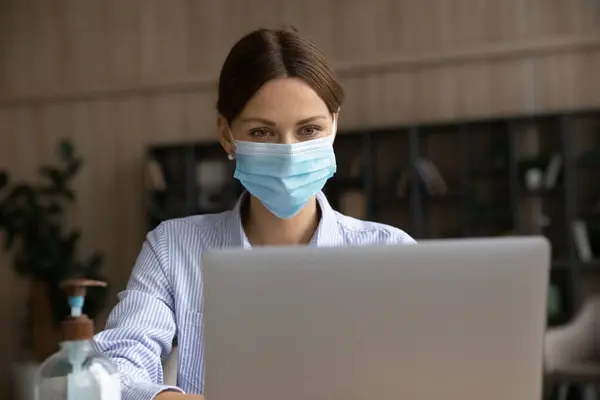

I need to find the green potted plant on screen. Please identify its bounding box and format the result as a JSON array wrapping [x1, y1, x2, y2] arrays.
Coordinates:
[[0, 139, 108, 370]]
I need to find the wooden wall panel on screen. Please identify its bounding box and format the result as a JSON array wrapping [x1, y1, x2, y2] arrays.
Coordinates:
[[529, 0, 600, 38], [2, 0, 599, 102], [184, 90, 220, 142], [1, 0, 600, 396], [534, 49, 600, 112], [373, 71, 416, 127]]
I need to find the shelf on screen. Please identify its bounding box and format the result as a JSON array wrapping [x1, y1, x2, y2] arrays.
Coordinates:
[[549, 259, 600, 271], [577, 259, 600, 270], [520, 188, 562, 198], [377, 197, 410, 208], [577, 151, 600, 168], [578, 159, 600, 168], [424, 192, 466, 201], [145, 110, 600, 341], [471, 213, 513, 225], [327, 176, 363, 190], [471, 164, 509, 175], [146, 107, 600, 307], [578, 212, 600, 221], [552, 259, 571, 270], [377, 192, 466, 208]]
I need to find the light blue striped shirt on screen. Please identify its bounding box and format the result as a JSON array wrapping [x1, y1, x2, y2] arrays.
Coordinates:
[[93, 192, 415, 400]]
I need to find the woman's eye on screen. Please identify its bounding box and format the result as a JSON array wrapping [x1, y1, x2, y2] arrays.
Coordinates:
[[250, 128, 271, 138], [300, 126, 321, 136]]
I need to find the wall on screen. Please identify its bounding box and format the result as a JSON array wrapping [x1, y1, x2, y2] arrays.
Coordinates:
[[1, 0, 600, 395]]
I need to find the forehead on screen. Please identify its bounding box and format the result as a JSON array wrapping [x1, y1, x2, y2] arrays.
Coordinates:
[[238, 77, 330, 122]]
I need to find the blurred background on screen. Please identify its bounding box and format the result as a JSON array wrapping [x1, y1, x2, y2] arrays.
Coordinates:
[[1, 0, 600, 399]]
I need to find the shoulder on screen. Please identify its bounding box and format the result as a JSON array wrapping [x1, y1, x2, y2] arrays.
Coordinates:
[[145, 211, 236, 287], [157, 211, 231, 233], [334, 211, 417, 245], [151, 210, 234, 251]]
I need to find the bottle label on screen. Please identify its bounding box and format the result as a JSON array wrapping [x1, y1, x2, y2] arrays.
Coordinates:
[[99, 376, 121, 400], [61, 365, 121, 400], [89, 363, 121, 400], [36, 373, 121, 400]]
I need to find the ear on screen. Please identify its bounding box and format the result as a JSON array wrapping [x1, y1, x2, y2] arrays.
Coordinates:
[[217, 115, 235, 155], [332, 111, 339, 139]]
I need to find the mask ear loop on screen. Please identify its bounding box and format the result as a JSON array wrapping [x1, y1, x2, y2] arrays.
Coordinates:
[[331, 108, 340, 137], [227, 127, 236, 160]]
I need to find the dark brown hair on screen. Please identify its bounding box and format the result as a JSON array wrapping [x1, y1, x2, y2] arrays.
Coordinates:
[[217, 27, 345, 123]]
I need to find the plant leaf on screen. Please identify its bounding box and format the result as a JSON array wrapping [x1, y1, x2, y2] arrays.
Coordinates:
[[4, 229, 18, 251], [0, 171, 8, 191], [0, 138, 108, 323], [39, 187, 57, 194], [39, 167, 65, 190], [65, 158, 82, 178], [63, 189, 75, 202], [8, 185, 36, 203], [46, 202, 62, 215], [59, 140, 75, 161], [66, 230, 81, 247], [86, 252, 105, 274]]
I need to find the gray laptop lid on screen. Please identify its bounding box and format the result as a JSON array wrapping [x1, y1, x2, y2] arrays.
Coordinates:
[[202, 236, 550, 400]]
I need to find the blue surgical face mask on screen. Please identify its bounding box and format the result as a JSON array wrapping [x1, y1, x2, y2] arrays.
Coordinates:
[[231, 128, 337, 219]]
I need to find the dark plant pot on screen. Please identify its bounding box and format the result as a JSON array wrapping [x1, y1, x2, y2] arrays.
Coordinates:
[[29, 280, 60, 362]]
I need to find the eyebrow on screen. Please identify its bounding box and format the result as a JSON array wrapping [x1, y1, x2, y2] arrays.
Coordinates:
[[240, 117, 276, 126], [240, 115, 328, 126], [297, 115, 327, 125]]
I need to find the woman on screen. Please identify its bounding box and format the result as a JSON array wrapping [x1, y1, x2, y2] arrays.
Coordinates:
[[94, 27, 415, 400]]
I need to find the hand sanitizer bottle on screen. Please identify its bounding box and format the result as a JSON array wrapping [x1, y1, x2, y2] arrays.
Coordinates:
[[34, 279, 121, 400]]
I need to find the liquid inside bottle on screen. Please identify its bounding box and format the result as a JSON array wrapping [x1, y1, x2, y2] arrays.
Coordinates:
[[35, 340, 120, 400]]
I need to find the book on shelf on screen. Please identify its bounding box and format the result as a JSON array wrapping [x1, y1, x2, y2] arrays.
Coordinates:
[[519, 154, 563, 192], [544, 154, 563, 190], [415, 158, 448, 196], [395, 158, 449, 198], [572, 219, 593, 262], [146, 158, 166, 191]]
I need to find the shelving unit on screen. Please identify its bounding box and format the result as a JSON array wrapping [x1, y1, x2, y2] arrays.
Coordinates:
[[146, 109, 600, 328], [145, 142, 243, 231]]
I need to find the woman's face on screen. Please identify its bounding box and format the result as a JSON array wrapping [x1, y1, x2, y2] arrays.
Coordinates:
[[219, 77, 337, 153]]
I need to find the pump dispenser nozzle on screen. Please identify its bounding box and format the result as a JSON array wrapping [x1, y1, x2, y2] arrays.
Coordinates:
[[59, 278, 107, 341]]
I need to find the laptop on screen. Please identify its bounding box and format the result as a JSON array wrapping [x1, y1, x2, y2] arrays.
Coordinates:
[[202, 236, 550, 400]]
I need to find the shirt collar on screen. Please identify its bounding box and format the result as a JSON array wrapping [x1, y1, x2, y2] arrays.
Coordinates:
[[224, 191, 341, 248]]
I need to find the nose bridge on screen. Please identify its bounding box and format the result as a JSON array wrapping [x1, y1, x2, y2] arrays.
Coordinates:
[[278, 129, 300, 145]]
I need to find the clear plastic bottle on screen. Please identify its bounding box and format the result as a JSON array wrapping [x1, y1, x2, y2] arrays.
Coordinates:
[[34, 279, 121, 400]]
